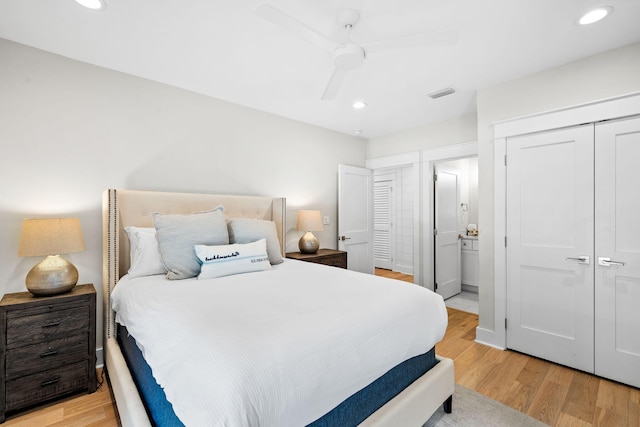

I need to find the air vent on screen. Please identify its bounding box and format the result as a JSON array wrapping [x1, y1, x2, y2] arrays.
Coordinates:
[[427, 87, 455, 99]]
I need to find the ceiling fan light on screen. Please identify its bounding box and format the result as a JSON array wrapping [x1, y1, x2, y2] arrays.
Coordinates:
[[577, 6, 613, 25], [75, 0, 106, 10]]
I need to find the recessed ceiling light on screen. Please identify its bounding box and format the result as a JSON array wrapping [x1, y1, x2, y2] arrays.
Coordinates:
[[354, 129, 363, 135], [352, 101, 367, 109], [75, 0, 106, 10], [576, 6, 613, 25]]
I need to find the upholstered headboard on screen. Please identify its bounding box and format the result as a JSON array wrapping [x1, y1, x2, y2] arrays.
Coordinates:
[[102, 189, 286, 340]]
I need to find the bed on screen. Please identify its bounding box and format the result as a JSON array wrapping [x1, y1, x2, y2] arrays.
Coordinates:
[[102, 188, 454, 426]]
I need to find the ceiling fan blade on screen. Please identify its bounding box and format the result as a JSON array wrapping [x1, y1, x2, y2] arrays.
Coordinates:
[[363, 29, 459, 54], [255, 4, 335, 52], [321, 67, 349, 100]]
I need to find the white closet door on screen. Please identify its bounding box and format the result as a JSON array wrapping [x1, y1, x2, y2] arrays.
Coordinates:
[[374, 177, 394, 270], [506, 125, 595, 372], [594, 117, 640, 388]]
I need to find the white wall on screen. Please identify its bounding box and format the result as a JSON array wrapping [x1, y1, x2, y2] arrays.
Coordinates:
[[0, 39, 366, 362], [396, 165, 414, 273], [367, 113, 477, 159], [476, 41, 640, 338]]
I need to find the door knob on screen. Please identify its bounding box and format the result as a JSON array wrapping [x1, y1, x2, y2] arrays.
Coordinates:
[[339, 236, 351, 241], [565, 256, 590, 264], [598, 257, 625, 267]]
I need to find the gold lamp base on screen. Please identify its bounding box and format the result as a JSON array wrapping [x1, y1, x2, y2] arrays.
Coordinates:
[[299, 231, 319, 254], [26, 255, 78, 296]]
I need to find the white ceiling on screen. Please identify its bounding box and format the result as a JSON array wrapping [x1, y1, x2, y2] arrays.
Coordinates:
[[1, 0, 639, 138]]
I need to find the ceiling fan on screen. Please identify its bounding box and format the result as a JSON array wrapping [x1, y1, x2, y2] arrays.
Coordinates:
[[256, 4, 459, 101]]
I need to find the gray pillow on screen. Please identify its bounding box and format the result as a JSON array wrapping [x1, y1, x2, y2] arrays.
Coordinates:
[[227, 218, 283, 265], [152, 207, 228, 280]]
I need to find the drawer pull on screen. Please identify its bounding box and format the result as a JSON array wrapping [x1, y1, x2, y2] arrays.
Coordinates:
[[41, 377, 60, 387], [40, 350, 59, 357], [42, 321, 61, 328]]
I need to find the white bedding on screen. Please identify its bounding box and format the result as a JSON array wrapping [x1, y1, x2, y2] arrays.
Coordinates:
[[111, 259, 447, 427]]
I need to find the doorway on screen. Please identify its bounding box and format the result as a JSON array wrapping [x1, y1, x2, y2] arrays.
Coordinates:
[[373, 165, 414, 276], [421, 142, 478, 294], [433, 157, 479, 301]]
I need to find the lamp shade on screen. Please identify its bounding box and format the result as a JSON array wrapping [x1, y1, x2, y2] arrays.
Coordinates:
[[18, 218, 86, 257], [296, 210, 323, 232]]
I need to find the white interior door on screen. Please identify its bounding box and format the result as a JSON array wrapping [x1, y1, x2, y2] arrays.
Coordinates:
[[373, 175, 394, 270], [506, 125, 595, 373], [594, 117, 640, 388], [338, 164, 374, 274], [434, 164, 461, 299]]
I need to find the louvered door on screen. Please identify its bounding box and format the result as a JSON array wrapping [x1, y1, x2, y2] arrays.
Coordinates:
[[374, 177, 393, 270]]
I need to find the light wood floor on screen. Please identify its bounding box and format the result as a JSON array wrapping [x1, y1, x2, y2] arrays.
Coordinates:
[[440, 308, 640, 426], [4, 276, 639, 426], [374, 267, 415, 283]]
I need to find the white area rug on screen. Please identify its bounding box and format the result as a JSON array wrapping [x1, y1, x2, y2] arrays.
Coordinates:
[[424, 384, 549, 427]]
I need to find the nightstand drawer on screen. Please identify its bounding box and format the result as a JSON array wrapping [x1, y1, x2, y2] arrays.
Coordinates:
[[286, 249, 347, 269], [5, 361, 89, 411], [5, 334, 89, 379], [315, 254, 347, 268], [6, 307, 89, 348]]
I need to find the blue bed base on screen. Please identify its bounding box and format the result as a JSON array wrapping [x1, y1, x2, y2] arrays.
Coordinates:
[[116, 324, 437, 426]]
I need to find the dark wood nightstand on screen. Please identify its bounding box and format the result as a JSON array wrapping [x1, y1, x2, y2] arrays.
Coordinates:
[[0, 284, 96, 422], [286, 249, 347, 269]]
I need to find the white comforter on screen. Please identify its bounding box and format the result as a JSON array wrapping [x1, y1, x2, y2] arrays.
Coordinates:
[[111, 259, 447, 427]]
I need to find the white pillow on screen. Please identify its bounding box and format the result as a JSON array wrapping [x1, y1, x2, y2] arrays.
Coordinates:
[[124, 226, 166, 278], [152, 207, 229, 280], [195, 239, 272, 279], [227, 218, 283, 265]]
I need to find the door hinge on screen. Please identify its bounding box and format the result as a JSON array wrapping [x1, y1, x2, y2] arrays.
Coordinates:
[[434, 282, 438, 291], [505, 318, 508, 329], [433, 173, 438, 182], [434, 228, 438, 236], [505, 236, 507, 247], [504, 154, 507, 166]]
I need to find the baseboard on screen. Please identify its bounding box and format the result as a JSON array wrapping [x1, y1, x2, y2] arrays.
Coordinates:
[[461, 284, 478, 293], [475, 327, 506, 350]]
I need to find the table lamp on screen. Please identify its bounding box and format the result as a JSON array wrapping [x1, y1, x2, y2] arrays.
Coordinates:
[[296, 210, 323, 254], [18, 218, 86, 296]]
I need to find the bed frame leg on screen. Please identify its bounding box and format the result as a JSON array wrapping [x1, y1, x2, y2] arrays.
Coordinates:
[[443, 394, 453, 414]]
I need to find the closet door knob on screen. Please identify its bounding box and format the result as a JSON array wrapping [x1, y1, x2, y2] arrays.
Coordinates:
[[598, 257, 625, 267]]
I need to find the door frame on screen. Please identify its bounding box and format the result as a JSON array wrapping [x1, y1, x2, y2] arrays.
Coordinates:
[[367, 152, 421, 284], [485, 92, 640, 350]]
